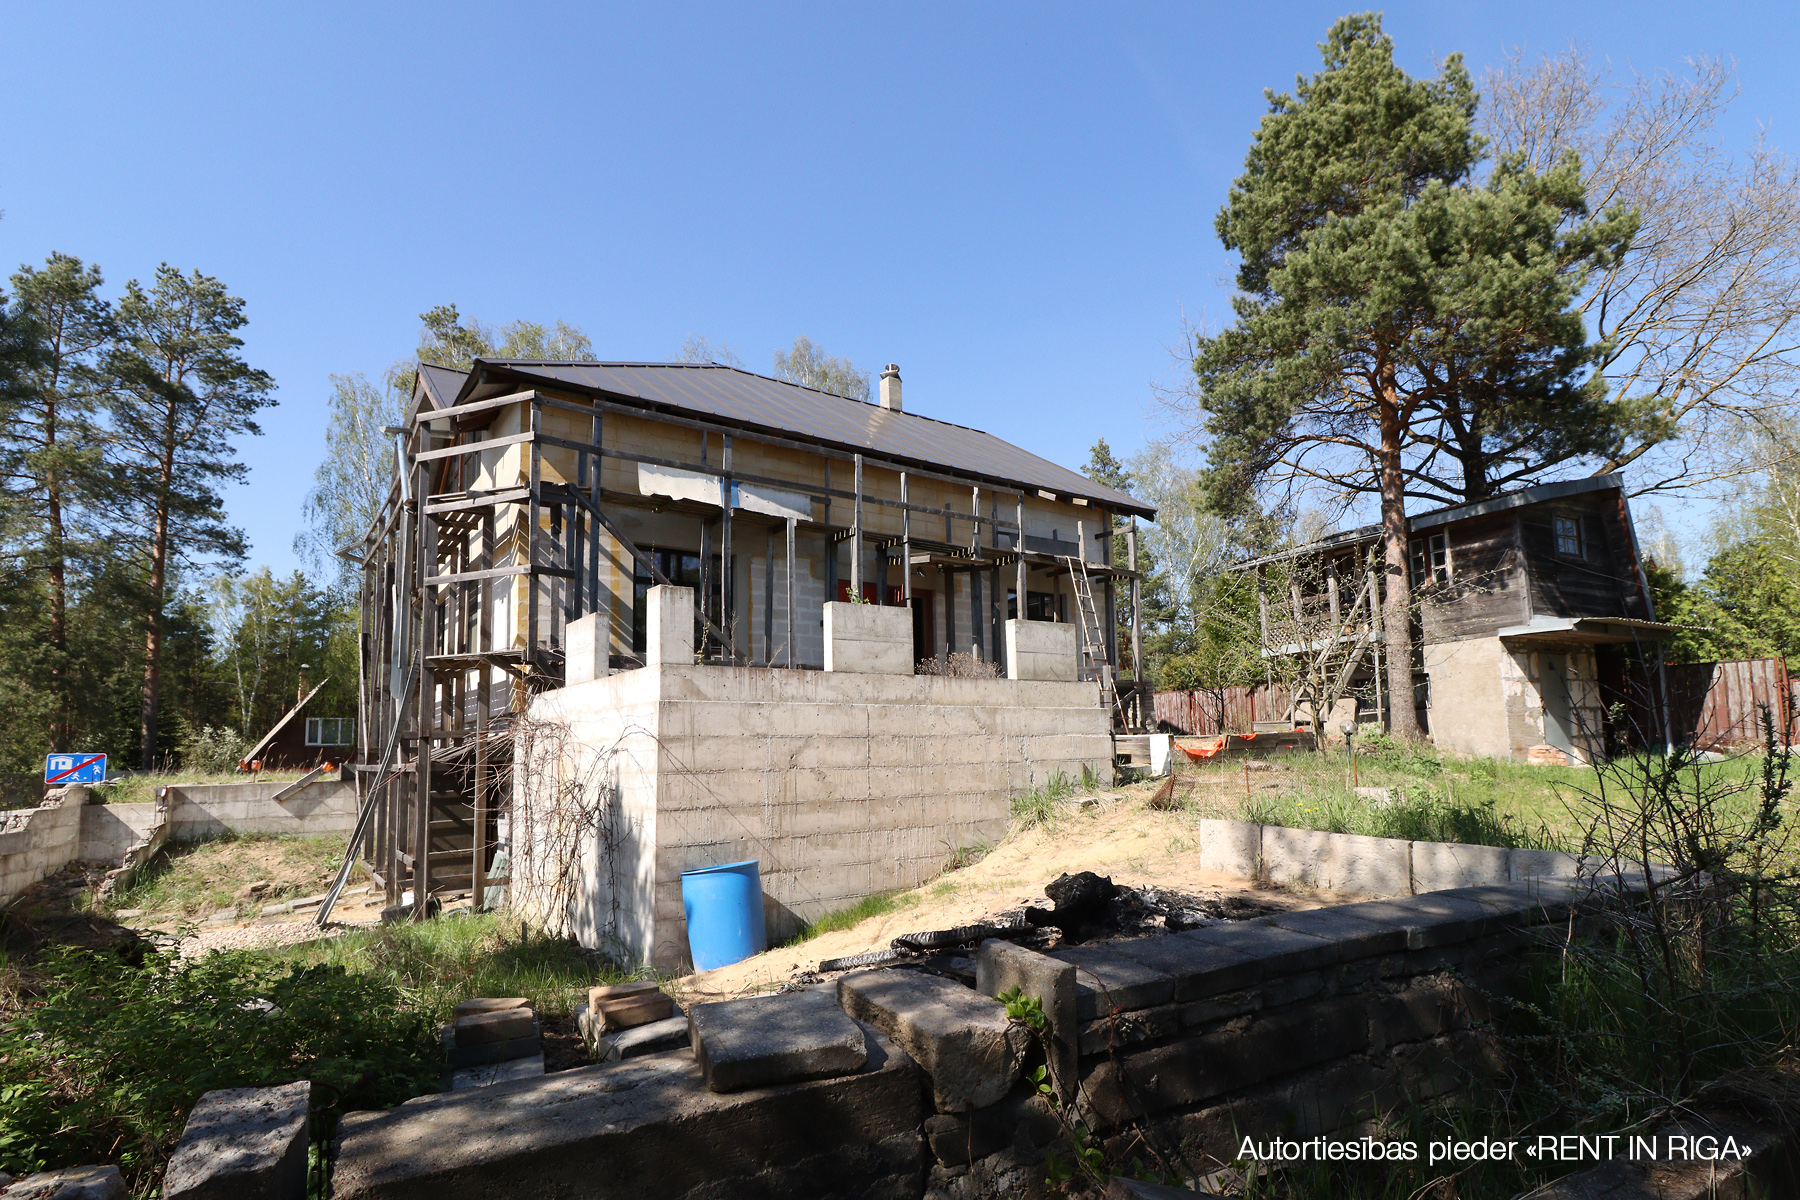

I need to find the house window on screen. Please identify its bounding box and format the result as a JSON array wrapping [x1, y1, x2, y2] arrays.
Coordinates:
[[1554, 516, 1583, 557], [306, 717, 354, 746], [1408, 533, 1451, 588]]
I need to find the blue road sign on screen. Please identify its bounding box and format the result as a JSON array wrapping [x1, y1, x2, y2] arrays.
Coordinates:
[[45, 753, 107, 785]]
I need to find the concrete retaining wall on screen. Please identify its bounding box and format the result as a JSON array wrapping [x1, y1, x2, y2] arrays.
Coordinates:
[[161, 780, 357, 840], [1061, 881, 1590, 1175], [521, 663, 1111, 969], [1196, 816, 1582, 896], [0, 789, 85, 903]]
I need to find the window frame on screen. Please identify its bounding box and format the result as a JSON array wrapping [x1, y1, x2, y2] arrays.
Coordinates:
[[1553, 515, 1584, 558], [305, 717, 353, 747], [1408, 532, 1452, 589]]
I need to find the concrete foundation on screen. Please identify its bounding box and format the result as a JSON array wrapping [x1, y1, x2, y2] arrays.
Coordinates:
[[517, 662, 1110, 969]]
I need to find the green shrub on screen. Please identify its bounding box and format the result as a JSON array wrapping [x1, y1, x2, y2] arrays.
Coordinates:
[[176, 725, 251, 773], [0, 944, 439, 1196]]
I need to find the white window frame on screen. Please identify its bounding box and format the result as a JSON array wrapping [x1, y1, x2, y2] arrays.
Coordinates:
[[305, 717, 353, 747], [1409, 532, 1452, 588]]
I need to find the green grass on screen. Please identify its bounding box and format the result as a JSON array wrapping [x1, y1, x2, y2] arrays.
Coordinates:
[[274, 912, 634, 1022], [1194, 742, 1774, 852], [785, 890, 922, 944], [1009, 771, 1083, 834], [91, 769, 314, 806], [100, 833, 356, 919]]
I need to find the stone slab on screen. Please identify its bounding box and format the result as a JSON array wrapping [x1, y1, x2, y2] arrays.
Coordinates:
[[331, 1029, 924, 1200], [163, 1080, 310, 1200], [600, 1015, 692, 1062], [1102, 935, 1262, 1002], [1176, 920, 1339, 977], [1264, 905, 1413, 959], [599, 992, 674, 1031], [455, 1008, 535, 1046], [974, 938, 1077, 1103], [443, 1021, 541, 1068], [2, 1165, 125, 1199], [1332, 893, 1493, 948], [687, 989, 868, 1093], [1048, 944, 1175, 1020], [450, 1053, 546, 1091], [838, 968, 1028, 1112], [1509, 848, 1583, 881], [451, 997, 530, 1021]]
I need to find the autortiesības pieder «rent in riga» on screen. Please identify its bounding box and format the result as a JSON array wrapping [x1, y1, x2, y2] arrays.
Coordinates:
[[1237, 1134, 1757, 1167]]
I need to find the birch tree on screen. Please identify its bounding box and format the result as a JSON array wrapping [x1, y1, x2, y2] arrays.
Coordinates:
[[1483, 50, 1800, 494]]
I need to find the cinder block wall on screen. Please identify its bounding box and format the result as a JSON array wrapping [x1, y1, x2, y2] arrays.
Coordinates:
[[164, 781, 357, 840], [0, 794, 83, 902], [523, 664, 1111, 969]]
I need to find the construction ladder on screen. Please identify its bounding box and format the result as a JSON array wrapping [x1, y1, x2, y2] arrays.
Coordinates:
[[1061, 556, 1127, 728]]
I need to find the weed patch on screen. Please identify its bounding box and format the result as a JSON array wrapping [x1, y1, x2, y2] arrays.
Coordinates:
[[0, 944, 437, 1197]]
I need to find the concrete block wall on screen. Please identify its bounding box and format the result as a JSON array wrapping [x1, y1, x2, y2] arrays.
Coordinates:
[[78, 802, 161, 860], [524, 662, 1111, 969], [1004, 619, 1078, 682], [517, 666, 663, 962], [1062, 880, 1595, 1170], [165, 780, 357, 840], [0, 792, 84, 903], [822, 601, 912, 674], [1196, 816, 1583, 896]]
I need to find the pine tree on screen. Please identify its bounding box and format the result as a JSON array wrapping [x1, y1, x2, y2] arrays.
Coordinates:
[[5, 254, 115, 748], [1190, 14, 1635, 739], [110, 265, 274, 767]]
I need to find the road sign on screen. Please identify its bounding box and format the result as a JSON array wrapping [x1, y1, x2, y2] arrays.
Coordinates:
[[45, 753, 106, 785]]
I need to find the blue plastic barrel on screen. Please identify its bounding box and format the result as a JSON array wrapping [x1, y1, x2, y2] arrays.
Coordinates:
[[681, 859, 767, 971]]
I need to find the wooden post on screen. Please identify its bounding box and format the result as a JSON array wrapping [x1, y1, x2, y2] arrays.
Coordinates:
[[414, 452, 434, 918], [785, 517, 797, 667], [764, 526, 774, 664], [900, 473, 912, 603], [526, 401, 542, 666], [473, 506, 493, 911], [851, 454, 864, 600], [1128, 520, 1143, 682], [721, 435, 733, 658], [1016, 496, 1028, 620], [989, 494, 1003, 668], [589, 410, 603, 661], [823, 458, 835, 604]]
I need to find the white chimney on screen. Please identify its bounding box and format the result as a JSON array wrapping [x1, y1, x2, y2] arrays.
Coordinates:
[[879, 363, 902, 412]]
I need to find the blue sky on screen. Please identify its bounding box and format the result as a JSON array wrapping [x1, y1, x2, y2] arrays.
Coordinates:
[[4, 2, 1796, 578]]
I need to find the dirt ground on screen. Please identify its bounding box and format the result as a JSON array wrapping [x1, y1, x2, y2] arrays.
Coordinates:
[[676, 782, 1355, 1002]]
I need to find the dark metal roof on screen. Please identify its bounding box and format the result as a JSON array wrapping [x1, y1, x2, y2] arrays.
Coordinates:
[[1232, 473, 1630, 570], [415, 363, 469, 412], [450, 360, 1154, 518], [1408, 473, 1623, 531]]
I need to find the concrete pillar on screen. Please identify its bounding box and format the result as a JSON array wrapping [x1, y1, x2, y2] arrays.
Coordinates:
[[565, 612, 609, 685], [647, 585, 695, 666]]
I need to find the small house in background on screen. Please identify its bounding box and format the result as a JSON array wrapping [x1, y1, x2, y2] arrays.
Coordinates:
[[1242, 473, 1694, 764], [243, 681, 360, 770]]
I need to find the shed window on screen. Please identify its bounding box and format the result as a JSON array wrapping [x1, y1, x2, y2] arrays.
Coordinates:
[[1409, 533, 1451, 588], [306, 717, 354, 747], [1554, 516, 1583, 557]]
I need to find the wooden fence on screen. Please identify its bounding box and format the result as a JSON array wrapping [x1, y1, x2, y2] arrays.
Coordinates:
[[1639, 657, 1794, 749], [1156, 656, 1795, 749], [1153, 684, 1293, 736]]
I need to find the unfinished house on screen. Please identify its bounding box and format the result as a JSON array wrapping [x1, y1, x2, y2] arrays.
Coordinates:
[[1242, 474, 1682, 764], [343, 358, 1154, 966]]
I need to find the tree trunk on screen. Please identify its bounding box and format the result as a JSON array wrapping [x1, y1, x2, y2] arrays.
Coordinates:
[[1378, 380, 1422, 742], [138, 397, 177, 769]]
